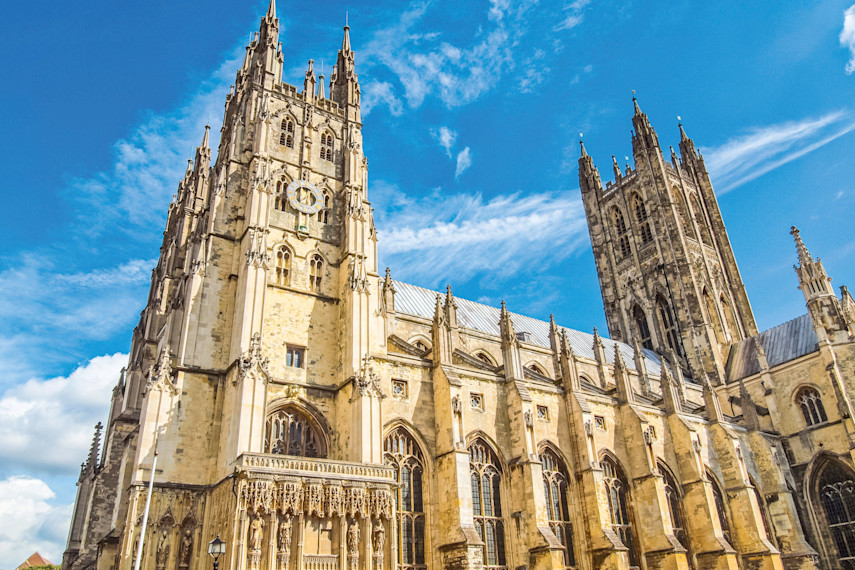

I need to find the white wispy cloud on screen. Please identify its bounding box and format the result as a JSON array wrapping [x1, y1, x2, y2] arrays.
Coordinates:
[[360, 0, 575, 112], [842, 5, 855, 74], [374, 182, 588, 286], [0, 476, 73, 569], [701, 110, 855, 193], [0, 353, 125, 475], [455, 147, 473, 178], [431, 126, 458, 157], [362, 80, 404, 116]]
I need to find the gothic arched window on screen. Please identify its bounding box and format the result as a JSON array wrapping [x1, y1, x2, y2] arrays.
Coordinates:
[[690, 194, 713, 246], [264, 405, 325, 457], [476, 352, 495, 366], [470, 440, 506, 568], [541, 448, 575, 567], [720, 295, 740, 340], [275, 246, 292, 286], [280, 118, 294, 148], [275, 179, 288, 211], [309, 254, 323, 292], [709, 472, 732, 546], [657, 296, 684, 357], [632, 194, 654, 244], [796, 387, 828, 426], [816, 460, 855, 568], [526, 363, 548, 378], [674, 187, 694, 238], [660, 464, 692, 565], [633, 305, 653, 350], [320, 132, 334, 162], [384, 428, 426, 569], [612, 207, 631, 259], [320, 192, 331, 224], [603, 455, 638, 567], [703, 288, 726, 345]]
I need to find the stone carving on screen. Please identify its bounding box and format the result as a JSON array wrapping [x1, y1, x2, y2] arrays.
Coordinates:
[[373, 522, 385, 555], [327, 486, 342, 516], [451, 395, 462, 414], [345, 487, 368, 517], [306, 484, 325, 517], [245, 226, 270, 269], [146, 345, 177, 396], [249, 517, 264, 552], [239, 333, 270, 383], [370, 489, 394, 519], [347, 524, 360, 555], [178, 528, 192, 568], [281, 482, 302, 515], [352, 355, 384, 399], [348, 254, 369, 292], [278, 517, 292, 552], [155, 530, 170, 570], [523, 410, 534, 428], [584, 419, 593, 436]]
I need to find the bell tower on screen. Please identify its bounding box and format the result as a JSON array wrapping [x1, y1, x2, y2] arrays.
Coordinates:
[[579, 97, 758, 383]]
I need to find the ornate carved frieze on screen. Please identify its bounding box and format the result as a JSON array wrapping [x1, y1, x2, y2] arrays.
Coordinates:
[[351, 356, 384, 399], [246, 226, 270, 268], [145, 345, 177, 396], [238, 333, 270, 383]]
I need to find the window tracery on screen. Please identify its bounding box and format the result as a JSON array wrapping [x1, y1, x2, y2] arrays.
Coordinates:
[[320, 132, 334, 161], [279, 118, 294, 148], [817, 461, 855, 568], [660, 465, 692, 567], [690, 194, 714, 246], [612, 207, 631, 258], [470, 440, 506, 568], [264, 405, 324, 457], [633, 305, 653, 350], [541, 448, 575, 568], [274, 246, 291, 286], [657, 296, 683, 357], [632, 194, 653, 244], [709, 473, 732, 546], [797, 387, 827, 426], [602, 455, 638, 567], [384, 428, 426, 569], [309, 254, 323, 292]]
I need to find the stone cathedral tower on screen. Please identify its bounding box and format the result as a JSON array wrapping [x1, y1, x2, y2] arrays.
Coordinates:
[[64, 4, 855, 570], [579, 98, 758, 384]]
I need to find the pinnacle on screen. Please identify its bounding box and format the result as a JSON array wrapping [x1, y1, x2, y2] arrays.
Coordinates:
[[266, 0, 276, 20], [790, 226, 813, 266], [201, 125, 210, 149], [633, 95, 642, 116], [579, 138, 587, 157], [679, 122, 689, 141], [341, 20, 352, 53]]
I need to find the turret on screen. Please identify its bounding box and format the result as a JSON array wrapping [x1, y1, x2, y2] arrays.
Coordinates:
[[631, 95, 660, 153], [330, 23, 361, 119], [578, 139, 603, 196], [678, 121, 698, 163], [303, 59, 317, 97], [791, 226, 850, 340]]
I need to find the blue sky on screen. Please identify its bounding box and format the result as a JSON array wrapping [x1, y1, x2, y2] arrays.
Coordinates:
[[1, 0, 854, 565]]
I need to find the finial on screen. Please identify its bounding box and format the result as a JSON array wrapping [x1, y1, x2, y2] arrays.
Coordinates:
[[266, 0, 276, 19], [678, 118, 689, 141], [201, 125, 210, 149], [612, 155, 621, 177], [632, 91, 642, 115], [385, 267, 391, 279], [579, 134, 587, 157]]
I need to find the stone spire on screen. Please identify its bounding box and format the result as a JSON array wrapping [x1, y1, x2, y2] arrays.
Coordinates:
[[445, 285, 458, 328], [791, 226, 835, 300], [678, 120, 697, 162], [631, 94, 660, 153], [317, 73, 326, 100], [330, 21, 360, 113], [85, 422, 103, 473], [499, 301, 518, 348], [612, 155, 621, 179], [303, 59, 317, 97]]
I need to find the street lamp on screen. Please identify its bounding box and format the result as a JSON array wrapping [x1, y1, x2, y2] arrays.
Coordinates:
[[208, 535, 226, 570]]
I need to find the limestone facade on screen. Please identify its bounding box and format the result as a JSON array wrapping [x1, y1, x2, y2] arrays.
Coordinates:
[[63, 3, 855, 570]]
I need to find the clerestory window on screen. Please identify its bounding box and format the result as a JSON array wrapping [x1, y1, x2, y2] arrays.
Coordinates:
[[603, 455, 638, 567], [470, 440, 506, 568], [541, 448, 576, 568], [797, 387, 827, 426]]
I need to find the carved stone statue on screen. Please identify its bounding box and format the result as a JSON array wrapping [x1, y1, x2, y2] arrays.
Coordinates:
[[178, 528, 193, 568], [156, 530, 170, 569], [249, 517, 264, 552], [347, 524, 360, 555], [278, 517, 292, 552], [372, 523, 385, 555]]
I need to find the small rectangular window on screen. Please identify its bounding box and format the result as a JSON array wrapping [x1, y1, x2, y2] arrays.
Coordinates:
[[594, 415, 607, 431], [470, 393, 484, 411], [286, 346, 305, 368], [392, 379, 408, 399], [537, 405, 550, 421]]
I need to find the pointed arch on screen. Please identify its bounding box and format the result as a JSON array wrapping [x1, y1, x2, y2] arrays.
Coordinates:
[[656, 294, 684, 357], [308, 252, 324, 292], [795, 385, 828, 427], [539, 442, 576, 567], [273, 243, 293, 286], [263, 401, 328, 458], [601, 452, 639, 567], [384, 425, 428, 568], [407, 335, 431, 353], [525, 361, 550, 378], [633, 304, 653, 350], [273, 173, 293, 211], [707, 470, 733, 546], [703, 287, 726, 345], [279, 115, 295, 149], [809, 455, 855, 568], [611, 207, 631, 258], [475, 351, 497, 367], [320, 129, 335, 162], [673, 186, 694, 238], [658, 461, 692, 565], [632, 193, 654, 244], [720, 294, 740, 341], [690, 193, 714, 246], [320, 190, 332, 224], [468, 436, 507, 567]]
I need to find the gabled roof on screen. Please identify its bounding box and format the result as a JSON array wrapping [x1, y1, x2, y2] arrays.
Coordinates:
[[726, 313, 819, 382], [17, 552, 53, 570], [392, 280, 665, 376]]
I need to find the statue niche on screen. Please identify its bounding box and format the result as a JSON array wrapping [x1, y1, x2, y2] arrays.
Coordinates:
[[264, 404, 327, 458]]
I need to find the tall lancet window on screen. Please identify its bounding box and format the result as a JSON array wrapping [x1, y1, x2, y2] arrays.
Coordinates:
[[384, 428, 426, 569], [709, 473, 732, 546], [632, 194, 654, 244], [309, 254, 323, 292], [603, 455, 638, 567], [657, 296, 683, 357], [690, 194, 714, 246], [275, 246, 291, 286], [320, 192, 331, 224], [633, 305, 653, 350], [612, 207, 631, 258], [280, 118, 294, 148], [540, 448, 576, 567], [275, 179, 288, 211], [264, 405, 325, 458], [660, 464, 692, 568], [470, 440, 506, 568]]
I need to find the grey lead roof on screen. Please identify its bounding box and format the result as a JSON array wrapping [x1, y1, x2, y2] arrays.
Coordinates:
[[392, 280, 664, 377], [726, 313, 819, 382]]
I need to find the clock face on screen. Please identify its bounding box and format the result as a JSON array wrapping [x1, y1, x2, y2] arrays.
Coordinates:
[[285, 180, 324, 214]]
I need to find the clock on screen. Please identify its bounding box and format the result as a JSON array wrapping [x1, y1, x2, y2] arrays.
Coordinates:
[[285, 180, 324, 214]]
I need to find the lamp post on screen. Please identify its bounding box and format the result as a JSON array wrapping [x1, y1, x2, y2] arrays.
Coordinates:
[[208, 535, 226, 570]]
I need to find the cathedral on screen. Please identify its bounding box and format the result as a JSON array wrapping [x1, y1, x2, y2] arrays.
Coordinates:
[[62, 3, 855, 570]]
